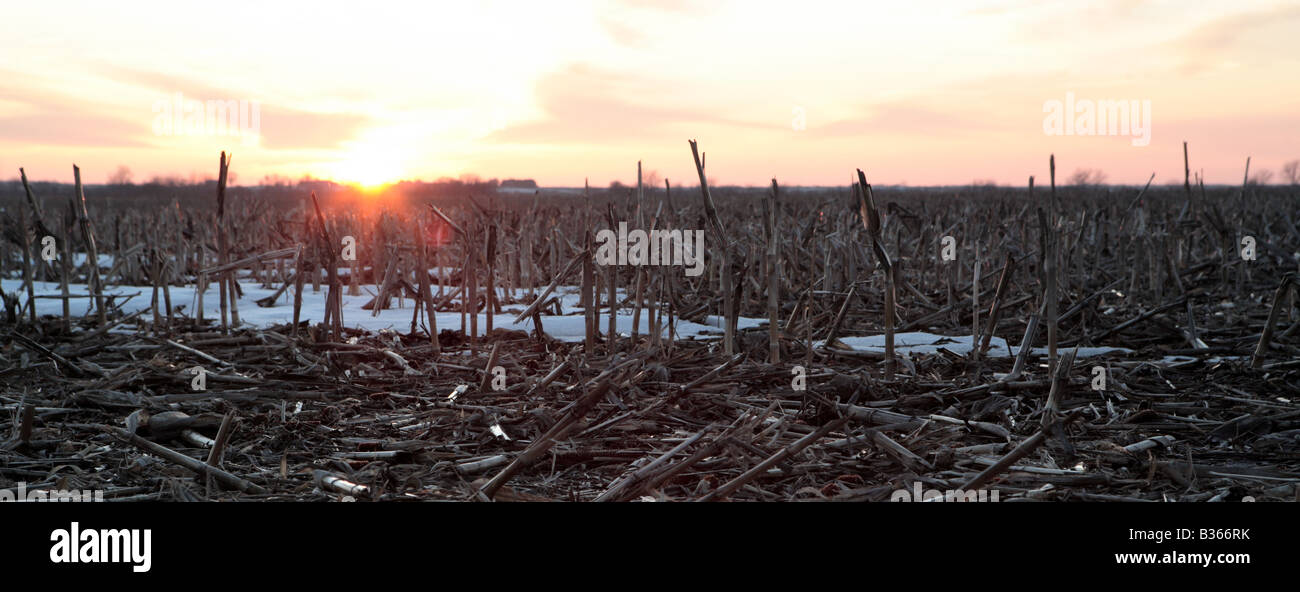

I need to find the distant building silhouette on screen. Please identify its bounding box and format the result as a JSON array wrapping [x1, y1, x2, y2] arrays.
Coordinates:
[[500, 179, 538, 190]]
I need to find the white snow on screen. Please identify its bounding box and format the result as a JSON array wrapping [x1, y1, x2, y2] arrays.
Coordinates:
[[0, 278, 1132, 358], [818, 332, 1130, 359], [0, 279, 724, 342]]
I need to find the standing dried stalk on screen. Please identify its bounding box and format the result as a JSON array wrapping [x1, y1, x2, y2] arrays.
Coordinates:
[[1046, 155, 1059, 376], [216, 153, 231, 331], [1251, 274, 1296, 368], [631, 162, 644, 341], [649, 271, 662, 349], [583, 230, 596, 351], [59, 213, 72, 332], [17, 206, 36, 325], [479, 341, 501, 392], [766, 179, 781, 364], [971, 254, 981, 359], [162, 253, 173, 330], [979, 254, 1015, 355], [856, 169, 895, 379], [149, 247, 162, 332], [72, 165, 107, 327], [18, 169, 54, 327], [292, 248, 304, 335], [1042, 346, 1078, 426], [605, 203, 618, 348], [308, 192, 342, 341], [688, 139, 734, 355], [485, 222, 497, 334], [198, 244, 208, 327], [467, 228, 478, 346], [416, 219, 440, 352]]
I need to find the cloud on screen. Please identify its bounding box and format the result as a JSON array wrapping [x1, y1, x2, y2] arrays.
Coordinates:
[[487, 63, 773, 144], [597, 0, 716, 47], [598, 15, 651, 47], [0, 112, 151, 148], [91, 65, 372, 149], [1169, 5, 1300, 74], [0, 79, 151, 148], [252, 106, 369, 150], [1176, 6, 1300, 50], [0, 65, 373, 151]]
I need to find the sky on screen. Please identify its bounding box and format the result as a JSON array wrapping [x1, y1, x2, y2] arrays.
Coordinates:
[[1, 0, 1298, 187]]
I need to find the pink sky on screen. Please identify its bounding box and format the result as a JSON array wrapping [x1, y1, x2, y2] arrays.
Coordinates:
[[2, 1, 1298, 187]]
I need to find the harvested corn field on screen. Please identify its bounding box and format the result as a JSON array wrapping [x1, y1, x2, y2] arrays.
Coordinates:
[[3, 148, 1298, 503]]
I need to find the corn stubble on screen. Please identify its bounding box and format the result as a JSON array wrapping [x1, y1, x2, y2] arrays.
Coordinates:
[[0, 141, 1297, 502]]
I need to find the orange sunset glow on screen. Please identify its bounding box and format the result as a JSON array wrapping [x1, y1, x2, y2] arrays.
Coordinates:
[[2, 1, 1298, 187]]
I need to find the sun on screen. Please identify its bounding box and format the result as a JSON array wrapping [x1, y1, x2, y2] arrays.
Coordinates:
[[329, 153, 403, 189], [326, 132, 413, 189]]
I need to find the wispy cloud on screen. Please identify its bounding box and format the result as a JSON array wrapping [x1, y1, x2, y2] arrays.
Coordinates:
[[488, 64, 773, 144], [1167, 5, 1300, 74], [0, 112, 151, 148], [94, 66, 372, 149], [0, 79, 151, 148]]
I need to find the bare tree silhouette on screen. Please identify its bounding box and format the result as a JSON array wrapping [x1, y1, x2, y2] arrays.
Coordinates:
[[1282, 160, 1300, 185], [1068, 168, 1107, 186], [1249, 169, 1273, 186], [108, 165, 133, 185]]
